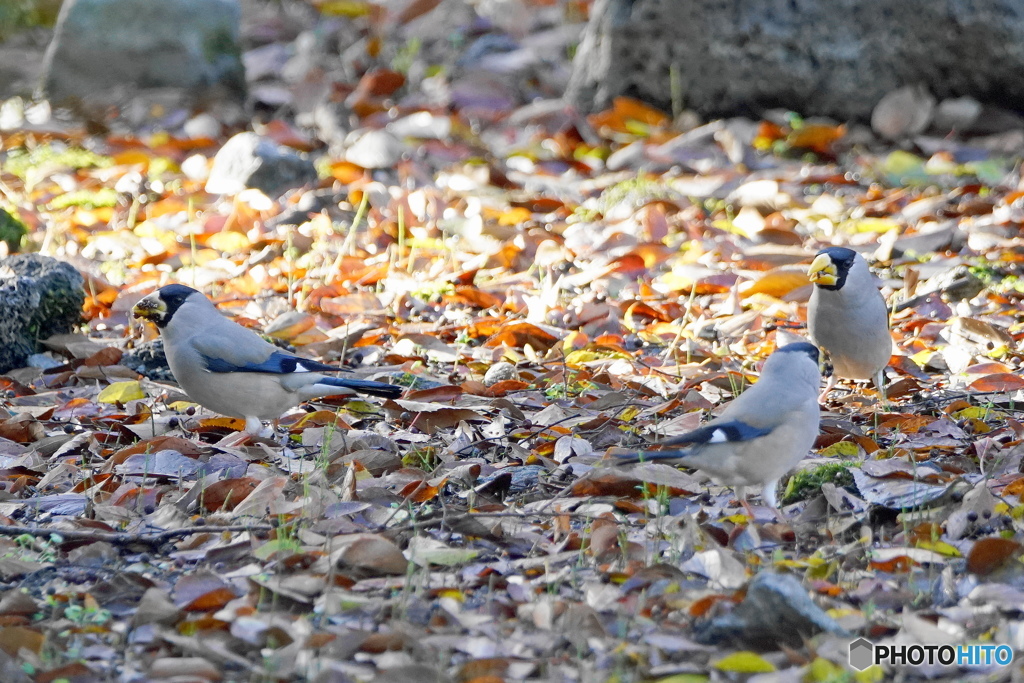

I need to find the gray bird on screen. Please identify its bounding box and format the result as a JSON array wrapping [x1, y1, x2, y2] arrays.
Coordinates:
[[133, 284, 401, 435], [807, 247, 892, 399], [614, 342, 821, 510]]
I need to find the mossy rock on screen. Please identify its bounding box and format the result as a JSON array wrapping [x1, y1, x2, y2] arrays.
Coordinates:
[[782, 462, 856, 505], [0, 253, 84, 372], [0, 208, 27, 251]]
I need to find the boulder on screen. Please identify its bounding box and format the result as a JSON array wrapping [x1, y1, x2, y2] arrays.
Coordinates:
[[121, 339, 174, 383], [39, 0, 245, 106], [205, 132, 318, 197], [0, 254, 84, 373], [566, 0, 1024, 121]]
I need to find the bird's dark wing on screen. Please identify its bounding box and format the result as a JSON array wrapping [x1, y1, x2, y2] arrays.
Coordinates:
[[659, 420, 773, 447], [201, 349, 339, 375]]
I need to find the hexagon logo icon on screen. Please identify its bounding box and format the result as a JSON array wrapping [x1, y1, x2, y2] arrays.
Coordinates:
[[849, 638, 874, 670]]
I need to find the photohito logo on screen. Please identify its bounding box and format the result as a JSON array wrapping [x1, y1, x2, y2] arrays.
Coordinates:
[[848, 638, 1014, 670]]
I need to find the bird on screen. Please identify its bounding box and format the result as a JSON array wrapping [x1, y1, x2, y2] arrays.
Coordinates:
[[132, 284, 402, 437], [613, 342, 821, 511], [806, 247, 892, 400]]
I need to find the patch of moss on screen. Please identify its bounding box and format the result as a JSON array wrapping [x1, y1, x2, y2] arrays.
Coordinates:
[[782, 462, 856, 504], [3, 144, 113, 182], [0, 0, 60, 39], [968, 264, 1024, 295], [0, 208, 27, 251], [47, 187, 118, 210]]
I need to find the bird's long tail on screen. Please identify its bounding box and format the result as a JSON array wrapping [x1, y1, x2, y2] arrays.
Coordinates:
[[320, 376, 403, 399], [611, 448, 691, 464]]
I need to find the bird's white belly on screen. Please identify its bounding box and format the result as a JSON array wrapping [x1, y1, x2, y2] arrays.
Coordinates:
[[808, 295, 891, 379], [171, 368, 302, 420]]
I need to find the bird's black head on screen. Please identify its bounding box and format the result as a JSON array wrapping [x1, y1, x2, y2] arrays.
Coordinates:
[[807, 246, 858, 291], [133, 284, 199, 328], [777, 341, 820, 365]]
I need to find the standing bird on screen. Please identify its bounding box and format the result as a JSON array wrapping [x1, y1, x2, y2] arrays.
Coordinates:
[[613, 343, 821, 511], [806, 247, 892, 400], [133, 285, 402, 436]]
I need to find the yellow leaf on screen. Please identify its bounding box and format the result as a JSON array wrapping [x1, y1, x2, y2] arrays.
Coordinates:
[[914, 540, 961, 557], [97, 381, 146, 404], [819, 441, 861, 458], [951, 406, 1006, 421], [910, 349, 935, 367], [741, 269, 810, 298], [564, 348, 631, 369], [652, 676, 709, 683], [807, 657, 844, 682], [720, 513, 751, 525], [206, 231, 251, 254], [848, 217, 900, 234], [168, 401, 199, 412], [498, 206, 532, 226], [618, 406, 641, 422], [435, 588, 466, 602], [317, 0, 371, 16], [712, 651, 775, 673], [855, 665, 886, 683]]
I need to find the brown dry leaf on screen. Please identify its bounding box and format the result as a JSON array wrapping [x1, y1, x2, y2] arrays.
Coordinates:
[[82, 346, 123, 367], [385, 399, 485, 434], [483, 321, 559, 350], [110, 436, 205, 465], [320, 292, 386, 316], [968, 538, 1023, 576], [969, 373, 1024, 393], [174, 571, 239, 611], [332, 534, 408, 575], [231, 476, 290, 517], [200, 478, 261, 512], [0, 626, 43, 656]]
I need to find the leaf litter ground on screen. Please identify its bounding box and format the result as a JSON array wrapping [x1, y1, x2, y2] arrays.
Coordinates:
[[2, 4, 1024, 682]]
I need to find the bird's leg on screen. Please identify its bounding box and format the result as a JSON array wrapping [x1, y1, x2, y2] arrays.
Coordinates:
[[873, 368, 888, 406], [817, 355, 835, 403], [733, 485, 760, 521], [759, 479, 788, 523], [818, 373, 837, 403]]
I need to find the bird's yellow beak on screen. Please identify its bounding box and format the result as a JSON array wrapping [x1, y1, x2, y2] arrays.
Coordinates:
[[132, 293, 166, 322], [807, 253, 838, 286]]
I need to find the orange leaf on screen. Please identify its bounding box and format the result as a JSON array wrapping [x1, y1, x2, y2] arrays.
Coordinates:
[[612, 96, 670, 127], [969, 373, 1024, 393], [787, 123, 846, 154], [869, 556, 914, 573], [201, 478, 260, 512], [968, 537, 1022, 575]]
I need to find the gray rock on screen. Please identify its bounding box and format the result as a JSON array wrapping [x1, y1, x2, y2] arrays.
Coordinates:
[[205, 132, 318, 197], [121, 339, 174, 382], [567, 0, 1024, 122], [483, 361, 519, 386], [345, 130, 404, 170], [0, 254, 84, 373], [39, 0, 245, 106], [694, 572, 848, 648]]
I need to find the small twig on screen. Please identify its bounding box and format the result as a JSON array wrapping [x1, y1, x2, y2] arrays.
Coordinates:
[[379, 509, 622, 535], [0, 524, 273, 547]]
